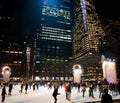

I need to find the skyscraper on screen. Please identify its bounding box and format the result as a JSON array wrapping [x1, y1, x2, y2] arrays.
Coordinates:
[[0, 0, 27, 79], [33, 0, 74, 81], [73, 0, 105, 81], [0, 16, 26, 78]]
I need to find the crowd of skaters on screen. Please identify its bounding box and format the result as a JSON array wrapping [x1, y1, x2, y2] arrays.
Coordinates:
[[0, 80, 120, 103]]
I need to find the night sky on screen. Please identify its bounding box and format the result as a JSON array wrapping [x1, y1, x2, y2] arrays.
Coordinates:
[[0, 0, 39, 44], [0, 0, 119, 19], [94, 0, 119, 21]]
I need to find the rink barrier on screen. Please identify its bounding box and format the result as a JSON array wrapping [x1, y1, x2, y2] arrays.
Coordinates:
[[82, 99, 120, 103]]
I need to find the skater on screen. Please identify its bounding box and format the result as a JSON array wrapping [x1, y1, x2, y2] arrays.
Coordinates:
[[98, 84, 104, 98], [64, 83, 68, 99], [8, 82, 13, 95], [52, 86, 60, 103], [19, 82, 24, 93], [66, 82, 71, 100], [1, 85, 7, 103], [81, 86, 86, 97], [25, 83, 28, 94], [89, 84, 94, 98], [77, 83, 80, 93]]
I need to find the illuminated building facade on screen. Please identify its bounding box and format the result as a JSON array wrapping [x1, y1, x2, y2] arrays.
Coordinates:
[[33, 0, 74, 81], [100, 19, 120, 79], [73, 0, 106, 81], [0, 42, 25, 78]]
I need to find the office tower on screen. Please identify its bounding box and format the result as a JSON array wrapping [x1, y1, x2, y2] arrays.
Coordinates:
[[100, 20, 120, 79], [72, 0, 105, 81], [0, 0, 26, 78], [33, 0, 73, 81], [0, 16, 26, 78]]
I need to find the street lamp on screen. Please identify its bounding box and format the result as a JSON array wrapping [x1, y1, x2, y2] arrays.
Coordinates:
[[2, 66, 11, 82]]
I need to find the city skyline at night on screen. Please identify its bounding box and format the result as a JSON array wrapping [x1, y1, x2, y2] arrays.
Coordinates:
[[0, 0, 120, 80]]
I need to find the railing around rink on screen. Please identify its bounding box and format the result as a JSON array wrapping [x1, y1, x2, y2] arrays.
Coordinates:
[[82, 99, 120, 103]]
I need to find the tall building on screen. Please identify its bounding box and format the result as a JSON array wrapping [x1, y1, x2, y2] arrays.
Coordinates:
[[0, 16, 26, 79], [72, 0, 106, 81], [0, 0, 26, 79], [100, 19, 120, 79], [33, 0, 74, 81]]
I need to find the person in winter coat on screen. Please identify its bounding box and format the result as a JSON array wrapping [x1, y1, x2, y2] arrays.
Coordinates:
[[77, 83, 80, 93], [89, 84, 94, 98], [19, 82, 24, 93], [64, 83, 68, 99], [52, 86, 60, 103], [8, 82, 13, 95], [1, 85, 7, 103], [67, 82, 71, 100], [25, 83, 28, 94], [99, 84, 104, 98], [81, 86, 86, 97], [101, 88, 113, 103]]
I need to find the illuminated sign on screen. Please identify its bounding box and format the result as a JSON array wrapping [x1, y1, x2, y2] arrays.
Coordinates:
[[2, 66, 11, 82], [42, 6, 70, 20], [102, 59, 117, 84], [72, 64, 82, 83]]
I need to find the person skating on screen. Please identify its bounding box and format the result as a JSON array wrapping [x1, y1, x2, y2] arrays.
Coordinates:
[[81, 86, 86, 97], [89, 84, 94, 98], [66, 82, 71, 100], [52, 86, 60, 103], [77, 83, 80, 93], [8, 82, 13, 96], [64, 83, 68, 99], [19, 82, 24, 93], [25, 83, 28, 94], [1, 85, 7, 103], [98, 84, 104, 98]]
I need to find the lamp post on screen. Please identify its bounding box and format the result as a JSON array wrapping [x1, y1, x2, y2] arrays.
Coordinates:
[[2, 66, 11, 82], [72, 64, 82, 83]]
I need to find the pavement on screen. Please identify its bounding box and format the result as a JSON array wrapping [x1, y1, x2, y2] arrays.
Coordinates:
[[0, 84, 120, 103]]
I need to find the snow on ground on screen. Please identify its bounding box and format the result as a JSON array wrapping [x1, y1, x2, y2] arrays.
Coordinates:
[[0, 84, 120, 103]]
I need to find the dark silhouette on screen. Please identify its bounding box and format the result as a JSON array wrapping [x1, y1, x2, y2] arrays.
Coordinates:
[[1, 85, 7, 103], [33, 82, 36, 91], [98, 84, 104, 98], [81, 86, 86, 97], [89, 84, 94, 98], [25, 83, 28, 94], [117, 81, 120, 95], [77, 83, 80, 93], [36, 82, 39, 90], [8, 82, 13, 95], [52, 86, 60, 103], [101, 88, 113, 103]]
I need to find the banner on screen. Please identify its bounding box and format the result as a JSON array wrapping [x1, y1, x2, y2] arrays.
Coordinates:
[[102, 61, 117, 84]]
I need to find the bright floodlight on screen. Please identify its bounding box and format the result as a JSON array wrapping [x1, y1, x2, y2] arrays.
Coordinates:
[[73, 68, 82, 74], [102, 58, 117, 84], [72, 64, 82, 83], [2, 66, 11, 82]]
